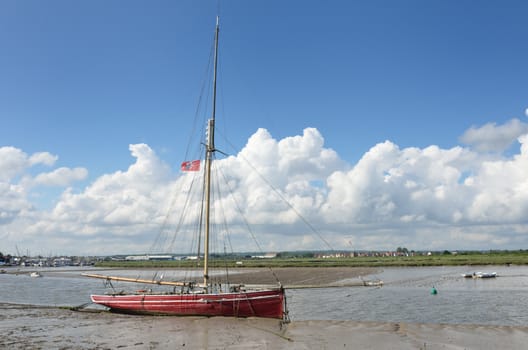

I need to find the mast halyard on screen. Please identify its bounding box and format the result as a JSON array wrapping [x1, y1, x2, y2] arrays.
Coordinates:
[[203, 16, 220, 289]]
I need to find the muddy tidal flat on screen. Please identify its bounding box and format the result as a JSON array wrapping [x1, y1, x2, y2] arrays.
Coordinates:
[[1, 303, 527, 349], [3, 266, 528, 349]]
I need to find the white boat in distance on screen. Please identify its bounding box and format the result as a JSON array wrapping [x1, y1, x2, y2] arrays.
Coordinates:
[[461, 272, 497, 279]]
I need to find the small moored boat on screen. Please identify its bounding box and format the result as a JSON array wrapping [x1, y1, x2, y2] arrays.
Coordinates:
[[461, 272, 497, 279], [474, 272, 497, 278]]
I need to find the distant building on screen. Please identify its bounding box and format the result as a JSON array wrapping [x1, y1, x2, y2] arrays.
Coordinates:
[[148, 255, 173, 261], [125, 255, 173, 261], [53, 257, 72, 267], [125, 255, 148, 261], [251, 252, 277, 259]]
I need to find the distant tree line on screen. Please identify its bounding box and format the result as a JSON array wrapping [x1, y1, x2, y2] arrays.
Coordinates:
[[396, 247, 409, 254], [0, 252, 13, 264]]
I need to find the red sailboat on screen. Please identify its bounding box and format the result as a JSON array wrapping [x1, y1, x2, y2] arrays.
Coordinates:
[[88, 288, 285, 319], [86, 17, 287, 320]]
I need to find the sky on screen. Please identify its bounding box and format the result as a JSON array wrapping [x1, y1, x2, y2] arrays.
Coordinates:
[[1, 0, 528, 256]]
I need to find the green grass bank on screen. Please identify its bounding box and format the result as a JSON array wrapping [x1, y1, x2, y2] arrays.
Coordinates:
[[95, 250, 528, 268]]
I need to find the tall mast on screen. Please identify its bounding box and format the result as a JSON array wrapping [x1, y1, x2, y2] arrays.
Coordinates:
[[203, 16, 219, 289]]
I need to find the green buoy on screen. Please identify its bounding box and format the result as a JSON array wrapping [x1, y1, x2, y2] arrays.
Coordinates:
[[430, 286, 438, 295]]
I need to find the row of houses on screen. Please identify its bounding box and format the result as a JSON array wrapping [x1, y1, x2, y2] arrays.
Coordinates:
[[313, 251, 460, 258], [313, 251, 420, 259]]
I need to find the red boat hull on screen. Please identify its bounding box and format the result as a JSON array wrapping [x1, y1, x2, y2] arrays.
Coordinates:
[[91, 288, 285, 319]]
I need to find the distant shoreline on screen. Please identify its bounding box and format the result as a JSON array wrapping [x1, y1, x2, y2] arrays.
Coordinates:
[[93, 250, 528, 268], [4, 250, 528, 270]]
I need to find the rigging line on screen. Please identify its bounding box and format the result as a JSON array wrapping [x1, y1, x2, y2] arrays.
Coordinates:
[[217, 131, 335, 252], [216, 165, 281, 284], [184, 204, 202, 281], [177, 198, 201, 284], [216, 165, 235, 255], [148, 173, 198, 254], [183, 30, 217, 162], [207, 161, 218, 268], [210, 159, 235, 262], [184, 173, 204, 277], [163, 173, 201, 253], [195, 157, 208, 264], [149, 190, 181, 254], [212, 164, 232, 278], [153, 32, 214, 255], [201, 157, 235, 284], [217, 166, 264, 253], [213, 163, 237, 285], [215, 36, 229, 150], [223, 240, 230, 287], [212, 159, 235, 255]]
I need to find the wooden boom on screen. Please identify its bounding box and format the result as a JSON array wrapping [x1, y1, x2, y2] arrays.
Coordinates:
[[82, 273, 190, 287]]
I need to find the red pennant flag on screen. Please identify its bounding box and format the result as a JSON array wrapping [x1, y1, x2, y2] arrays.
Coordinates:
[[181, 160, 200, 172]]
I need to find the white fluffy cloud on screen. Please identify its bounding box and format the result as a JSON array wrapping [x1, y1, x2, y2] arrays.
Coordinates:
[[0, 182, 30, 225], [0, 147, 58, 181], [44, 144, 172, 232], [459, 118, 528, 152], [2, 121, 528, 255], [31, 167, 88, 187], [0, 147, 71, 226], [229, 128, 342, 225]]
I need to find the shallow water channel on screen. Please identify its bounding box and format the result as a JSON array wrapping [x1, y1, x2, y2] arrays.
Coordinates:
[[1, 265, 527, 326]]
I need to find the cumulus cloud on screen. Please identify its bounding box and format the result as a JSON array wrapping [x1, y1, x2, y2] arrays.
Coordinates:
[[47, 144, 172, 231], [2, 123, 528, 255], [220, 128, 342, 226], [31, 167, 88, 187], [28, 152, 58, 167], [323, 141, 476, 224], [331, 135, 527, 223], [213, 126, 528, 251], [464, 134, 528, 222], [459, 118, 528, 152], [0, 147, 57, 181], [0, 146, 86, 227], [0, 182, 31, 225]]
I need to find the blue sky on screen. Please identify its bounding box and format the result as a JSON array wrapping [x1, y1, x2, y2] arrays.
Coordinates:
[[1, 1, 528, 255]]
